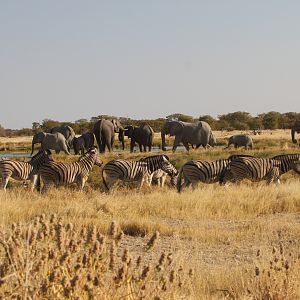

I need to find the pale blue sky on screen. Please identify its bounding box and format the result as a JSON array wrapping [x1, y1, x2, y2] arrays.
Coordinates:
[[1, 1, 299, 129]]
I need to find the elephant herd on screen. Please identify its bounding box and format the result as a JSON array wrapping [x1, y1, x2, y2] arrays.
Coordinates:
[[30, 119, 300, 156]]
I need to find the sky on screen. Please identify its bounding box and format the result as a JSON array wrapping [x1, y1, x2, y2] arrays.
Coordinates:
[[0, 1, 300, 129]]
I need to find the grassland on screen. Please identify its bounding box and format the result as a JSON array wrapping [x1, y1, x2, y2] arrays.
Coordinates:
[[0, 130, 300, 299]]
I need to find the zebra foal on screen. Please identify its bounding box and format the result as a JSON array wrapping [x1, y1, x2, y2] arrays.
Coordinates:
[[102, 155, 178, 191], [38, 147, 102, 193], [223, 156, 282, 185], [0, 150, 52, 191]]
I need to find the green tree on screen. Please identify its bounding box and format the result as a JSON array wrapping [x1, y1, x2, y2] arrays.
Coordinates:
[[166, 113, 194, 122], [261, 111, 281, 130]]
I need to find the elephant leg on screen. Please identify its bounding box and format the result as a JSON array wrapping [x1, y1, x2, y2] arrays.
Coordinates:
[[143, 145, 147, 152], [148, 143, 152, 152], [100, 141, 106, 153], [130, 140, 136, 152], [172, 135, 182, 152], [182, 142, 190, 152]]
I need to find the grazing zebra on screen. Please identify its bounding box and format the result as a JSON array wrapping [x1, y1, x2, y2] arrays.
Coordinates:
[[102, 155, 178, 191], [271, 154, 300, 175], [222, 156, 282, 185], [0, 150, 52, 191], [38, 147, 102, 193]]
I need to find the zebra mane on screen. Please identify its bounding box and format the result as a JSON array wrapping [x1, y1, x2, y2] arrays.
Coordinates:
[[272, 153, 300, 160], [139, 155, 169, 161]]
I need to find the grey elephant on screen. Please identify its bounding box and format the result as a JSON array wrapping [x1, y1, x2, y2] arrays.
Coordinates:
[[123, 124, 154, 152], [49, 125, 76, 150], [161, 120, 213, 152], [93, 119, 125, 153], [191, 132, 217, 149], [31, 132, 71, 155], [73, 132, 95, 155], [226, 134, 253, 150], [291, 121, 300, 145]]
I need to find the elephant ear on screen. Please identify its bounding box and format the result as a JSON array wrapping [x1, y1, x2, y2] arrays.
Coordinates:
[[111, 119, 118, 131], [169, 121, 184, 136]]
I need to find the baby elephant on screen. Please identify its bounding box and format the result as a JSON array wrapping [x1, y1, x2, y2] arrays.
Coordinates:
[[226, 134, 253, 150], [73, 132, 95, 155]]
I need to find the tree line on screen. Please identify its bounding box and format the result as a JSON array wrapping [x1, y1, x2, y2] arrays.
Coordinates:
[[0, 111, 299, 137]]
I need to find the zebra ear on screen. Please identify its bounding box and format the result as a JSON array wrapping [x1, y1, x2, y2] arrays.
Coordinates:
[[163, 155, 170, 161]]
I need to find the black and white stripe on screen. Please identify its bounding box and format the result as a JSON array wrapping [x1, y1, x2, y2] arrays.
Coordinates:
[[38, 148, 102, 193], [223, 156, 282, 185], [0, 150, 52, 191], [102, 155, 178, 191], [271, 154, 300, 175], [177, 158, 232, 192]]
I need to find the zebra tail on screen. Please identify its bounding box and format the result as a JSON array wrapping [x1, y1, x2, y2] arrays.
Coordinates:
[[102, 168, 109, 191], [176, 167, 183, 193]]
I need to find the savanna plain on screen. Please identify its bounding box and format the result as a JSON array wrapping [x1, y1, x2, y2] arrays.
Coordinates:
[[0, 130, 300, 299]]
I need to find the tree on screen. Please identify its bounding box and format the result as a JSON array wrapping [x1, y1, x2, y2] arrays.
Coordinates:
[[261, 111, 281, 130], [166, 113, 194, 122]]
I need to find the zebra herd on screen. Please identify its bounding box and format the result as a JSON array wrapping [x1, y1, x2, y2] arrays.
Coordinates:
[[0, 148, 299, 193]]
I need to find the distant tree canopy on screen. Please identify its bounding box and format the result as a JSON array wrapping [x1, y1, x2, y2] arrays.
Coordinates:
[[0, 111, 299, 137]]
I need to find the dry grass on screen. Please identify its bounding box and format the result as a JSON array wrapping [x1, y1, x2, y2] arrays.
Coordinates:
[[0, 177, 300, 298], [0, 134, 300, 299]]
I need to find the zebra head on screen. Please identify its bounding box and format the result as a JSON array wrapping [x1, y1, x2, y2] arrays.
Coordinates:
[[160, 155, 178, 177], [30, 149, 53, 165], [293, 160, 300, 175], [80, 147, 103, 167]]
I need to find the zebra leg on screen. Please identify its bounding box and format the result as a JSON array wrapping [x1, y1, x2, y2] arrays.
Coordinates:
[[2, 177, 9, 191], [137, 177, 145, 189], [191, 180, 199, 190], [30, 175, 38, 192], [160, 174, 167, 187], [77, 177, 87, 190]]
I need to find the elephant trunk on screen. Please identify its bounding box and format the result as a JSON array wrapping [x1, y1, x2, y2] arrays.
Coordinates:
[[291, 128, 297, 144], [161, 129, 167, 151], [31, 141, 36, 156]]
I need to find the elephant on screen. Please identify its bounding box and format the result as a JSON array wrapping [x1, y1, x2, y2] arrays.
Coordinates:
[[123, 124, 154, 152], [291, 121, 300, 145], [226, 134, 253, 150], [73, 132, 95, 155], [31, 132, 71, 155], [49, 125, 76, 150], [93, 119, 125, 153], [191, 132, 217, 149], [161, 120, 213, 152]]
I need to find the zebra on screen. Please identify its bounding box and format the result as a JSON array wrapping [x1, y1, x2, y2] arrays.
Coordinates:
[[38, 147, 102, 193], [271, 154, 300, 175], [222, 156, 282, 185], [0, 150, 52, 191], [151, 169, 178, 188], [176, 159, 232, 192], [176, 155, 255, 192], [102, 155, 178, 191]]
